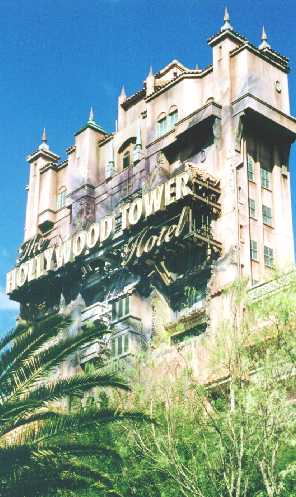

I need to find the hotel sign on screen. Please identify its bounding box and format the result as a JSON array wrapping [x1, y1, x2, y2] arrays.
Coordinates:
[[6, 172, 192, 294]]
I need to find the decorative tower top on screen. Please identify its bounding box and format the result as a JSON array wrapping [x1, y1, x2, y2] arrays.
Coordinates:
[[38, 128, 49, 151], [147, 65, 153, 78], [146, 66, 155, 96], [88, 106, 95, 123], [221, 7, 233, 32], [119, 86, 126, 104], [259, 26, 271, 50]]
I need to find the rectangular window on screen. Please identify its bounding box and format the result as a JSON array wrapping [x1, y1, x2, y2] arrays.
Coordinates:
[[112, 296, 130, 321], [262, 205, 272, 226], [124, 334, 129, 353], [250, 240, 258, 261], [57, 190, 66, 209], [264, 246, 273, 268], [247, 155, 255, 181], [110, 334, 129, 357], [158, 117, 167, 137], [249, 198, 256, 218], [117, 335, 123, 356], [261, 168, 272, 190], [123, 151, 130, 169], [168, 110, 178, 129]]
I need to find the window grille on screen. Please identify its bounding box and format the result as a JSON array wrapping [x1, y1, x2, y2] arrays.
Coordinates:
[[112, 295, 130, 321], [157, 116, 167, 137], [123, 151, 130, 169], [57, 188, 66, 209], [249, 198, 256, 218], [247, 155, 255, 181], [250, 240, 258, 261], [110, 333, 129, 357], [262, 205, 272, 226], [261, 168, 272, 189], [264, 246, 273, 268]]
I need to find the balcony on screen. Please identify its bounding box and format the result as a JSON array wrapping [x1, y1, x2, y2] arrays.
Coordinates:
[[38, 209, 56, 233]]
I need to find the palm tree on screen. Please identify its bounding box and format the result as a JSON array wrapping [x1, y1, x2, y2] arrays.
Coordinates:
[[0, 313, 142, 497]]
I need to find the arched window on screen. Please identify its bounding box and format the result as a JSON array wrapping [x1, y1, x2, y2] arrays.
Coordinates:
[[118, 137, 136, 171], [168, 105, 178, 129], [123, 150, 130, 169], [57, 186, 67, 209], [157, 112, 167, 137]]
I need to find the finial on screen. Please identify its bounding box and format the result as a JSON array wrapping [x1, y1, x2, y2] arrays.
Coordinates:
[[221, 6, 233, 32], [120, 86, 126, 99], [42, 127, 47, 143], [38, 127, 49, 151], [259, 26, 271, 50], [88, 106, 95, 122], [147, 66, 153, 78]]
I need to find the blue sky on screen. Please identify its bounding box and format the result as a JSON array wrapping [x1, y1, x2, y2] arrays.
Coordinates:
[[1, 0, 296, 331]]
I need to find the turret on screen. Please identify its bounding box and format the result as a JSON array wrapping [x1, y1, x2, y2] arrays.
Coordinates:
[[25, 129, 60, 240], [118, 86, 127, 130], [145, 66, 155, 97]]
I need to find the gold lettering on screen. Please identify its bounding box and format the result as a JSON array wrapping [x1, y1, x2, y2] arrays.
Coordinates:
[[86, 223, 100, 249], [120, 203, 130, 231], [164, 224, 177, 242], [36, 253, 47, 278], [55, 240, 73, 268], [175, 172, 192, 200], [128, 198, 143, 226], [44, 247, 55, 271], [6, 269, 17, 294], [17, 263, 29, 287], [175, 206, 191, 237], [164, 178, 176, 206], [100, 216, 114, 243], [156, 226, 167, 247], [144, 235, 158, 253], [143, 184, 164, 217], [72, 231, 87, 257], [27, 258, 36, 282]]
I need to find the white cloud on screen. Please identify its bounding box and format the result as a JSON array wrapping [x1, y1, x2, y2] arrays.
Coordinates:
[[0, 289, 19, 312]]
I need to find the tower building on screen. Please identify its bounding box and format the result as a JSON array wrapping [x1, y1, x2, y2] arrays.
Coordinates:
[[6, 13, 296, 367]]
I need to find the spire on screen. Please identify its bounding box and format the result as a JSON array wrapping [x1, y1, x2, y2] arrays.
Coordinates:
[[42, 127, 47, 143], [221, 6, 233, 32], [259, 26, 271, 50], [88, 106, 95, 123], [146, 66, 155, 96], [147, 65, 153, 79], [120, 86, 126, 99], [38, 127, 49, 151]]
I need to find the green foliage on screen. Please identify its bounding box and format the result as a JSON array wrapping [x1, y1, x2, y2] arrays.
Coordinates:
[[0, 313, 142, 497], [110, 275, 296, 497]]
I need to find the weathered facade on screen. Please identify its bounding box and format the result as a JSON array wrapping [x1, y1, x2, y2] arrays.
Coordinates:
[[6, 12, 296, 367]]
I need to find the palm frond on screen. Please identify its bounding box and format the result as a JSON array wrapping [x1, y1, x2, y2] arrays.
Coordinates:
[[5, 321, 108, 402]]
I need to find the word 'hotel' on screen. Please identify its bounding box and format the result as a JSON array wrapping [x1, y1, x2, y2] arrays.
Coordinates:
[[7, 10, 295, 367]]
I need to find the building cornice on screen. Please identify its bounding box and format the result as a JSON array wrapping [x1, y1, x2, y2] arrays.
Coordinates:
[[232, 93, 296, 139], [122, 64, 213, 111], [146, 100, 221, 150], [27, 149, 60, 163], [74, 121, 107, 137], [98, 133, 114, 148], [230, 43, 289, 73], [145, 67, 212, 103], [40, 159, 68, 174], [208, 28, 246, 47]]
